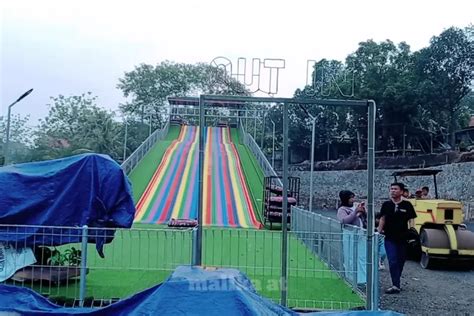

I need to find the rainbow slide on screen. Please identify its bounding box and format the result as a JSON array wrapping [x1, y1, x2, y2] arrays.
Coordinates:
[[134, 125, 261, 228]]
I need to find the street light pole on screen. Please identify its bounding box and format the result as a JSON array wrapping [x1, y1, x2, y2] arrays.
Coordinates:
[[148, 114, 152, 137], [4, 89, 33, 165], [309, 117, 316, 213], [260, 111, 266, 148], [271, 120, 276, 168]]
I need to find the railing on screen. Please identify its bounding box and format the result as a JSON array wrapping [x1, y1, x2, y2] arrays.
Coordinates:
[[0, 224, 193, 307], [202, 227, 365, 310], [121, 121, 170, 175], [238, 120, 282, 186], [291, 207, 381, 308], [307, 197, 474, 223], [1, 224, 366, 310]]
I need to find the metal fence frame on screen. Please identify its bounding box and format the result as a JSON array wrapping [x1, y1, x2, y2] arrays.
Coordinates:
[[200, 227, 366, 310], [291, 207, 380, 308], [239, 120, 282, 186], [1, 224, 368, 310], [0, 224, 194, 307], [121, 121, 170, 175]]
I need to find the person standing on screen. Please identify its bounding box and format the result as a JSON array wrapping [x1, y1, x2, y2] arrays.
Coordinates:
[[377, 183, 417, 294], [337, 190, 367, 228]]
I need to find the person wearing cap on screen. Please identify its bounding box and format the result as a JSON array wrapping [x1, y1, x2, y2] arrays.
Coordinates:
[[337, 190, 367, 228]]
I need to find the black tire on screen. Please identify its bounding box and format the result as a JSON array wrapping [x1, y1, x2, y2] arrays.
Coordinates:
[[420, 252, 432, 269]]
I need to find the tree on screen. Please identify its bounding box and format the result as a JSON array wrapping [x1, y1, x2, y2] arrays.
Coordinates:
[[346, 40, 420, 150], [32, 93, 123, 161], [414, 26, 474, 146], [0, 114, 33, 165], [117, 61, 249, 120]]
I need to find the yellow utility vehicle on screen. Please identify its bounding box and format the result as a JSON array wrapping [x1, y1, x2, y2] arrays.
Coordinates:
[[392, 169, 474, 269]]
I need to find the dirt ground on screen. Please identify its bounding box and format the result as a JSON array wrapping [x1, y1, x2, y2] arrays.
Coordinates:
[[315, 210, 474, 315], [379, 259, 474, 315], [379, 222, 474, 315]]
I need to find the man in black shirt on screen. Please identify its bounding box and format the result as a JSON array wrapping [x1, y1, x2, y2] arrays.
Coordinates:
[[377, 182, 417, 294]]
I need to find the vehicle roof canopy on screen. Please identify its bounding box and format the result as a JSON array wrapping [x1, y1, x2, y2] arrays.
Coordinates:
[[391, 169, 442, 177]]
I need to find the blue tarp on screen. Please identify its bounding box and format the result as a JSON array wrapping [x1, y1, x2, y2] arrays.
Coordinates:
[[0, 154, 135, 254], [0, 266, 403, 316]]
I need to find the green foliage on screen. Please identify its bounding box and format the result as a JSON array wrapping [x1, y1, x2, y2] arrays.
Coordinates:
[[47, 247, 82, 266], [0, 114, 33, 165], [117, 61, 249, 119], [287, 25, 473, 156], [414, 26, 474, 145], [32, 93, 124, 161]]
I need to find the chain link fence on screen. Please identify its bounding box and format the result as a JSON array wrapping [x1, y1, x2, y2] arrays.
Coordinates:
[[1, 224, 365, 310], [0, 224, 193, 307]]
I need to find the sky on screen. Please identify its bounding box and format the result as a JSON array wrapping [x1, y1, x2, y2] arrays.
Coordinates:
[[1, 0, 473, 124]]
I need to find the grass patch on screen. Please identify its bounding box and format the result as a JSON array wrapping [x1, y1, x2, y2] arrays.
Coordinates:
[[19, 227, 363, 309]]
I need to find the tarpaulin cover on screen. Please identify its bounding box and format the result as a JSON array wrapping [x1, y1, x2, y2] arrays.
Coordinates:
[[0, 154, 135, 253], [0, 266, 403, 316]]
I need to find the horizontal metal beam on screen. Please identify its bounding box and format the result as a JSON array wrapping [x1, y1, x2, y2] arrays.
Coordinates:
[[201, 94, 369, 107]]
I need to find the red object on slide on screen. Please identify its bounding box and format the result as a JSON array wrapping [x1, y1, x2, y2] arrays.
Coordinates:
[[168, 218, 198, 228]]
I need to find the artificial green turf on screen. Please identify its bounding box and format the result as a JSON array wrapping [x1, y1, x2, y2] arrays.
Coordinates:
[[25, 226, 363, 309], [202, 228, 363, 308], [128, 126, 180, 202], [229, 129, 265, 222]]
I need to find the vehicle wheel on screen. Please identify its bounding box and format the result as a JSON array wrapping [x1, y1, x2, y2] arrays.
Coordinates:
[[420, 252, 432, 269]]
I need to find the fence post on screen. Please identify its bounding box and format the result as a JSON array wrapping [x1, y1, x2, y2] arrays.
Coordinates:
[[373, 232, 380, 310], [318, 215, 322, 258], [352, 229, 358, 292], [192, 227, 198, 265], [79, 225, 88, 307]]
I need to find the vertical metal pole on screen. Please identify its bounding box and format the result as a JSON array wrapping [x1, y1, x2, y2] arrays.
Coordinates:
[[79, 225, 88, 307], [149, 114, 152, 136], [327, 140, 330, 161], [352, 229, 358, 292], [271, 120, 276, 168], [366, 100, 376, 311], [123, 120, 128, 161], [4, 105, 13, 165], [245, 110, 248, 131], [402, 125, 406, 157], [196, 95, 205, 265], [280, 102, 289, 307], [309, 118, 316, 213], [430, 134, 433, 154], [254, 112, 257, 140], [374, 232, 380, 310], [191, 227, 198, 265], [261, 112, 266, 148]]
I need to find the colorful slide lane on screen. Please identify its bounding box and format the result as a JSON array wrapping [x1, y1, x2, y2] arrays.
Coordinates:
[[203, 127, 261, 228], [134, 126, 261, 228], [134, 125, 199, 224]]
